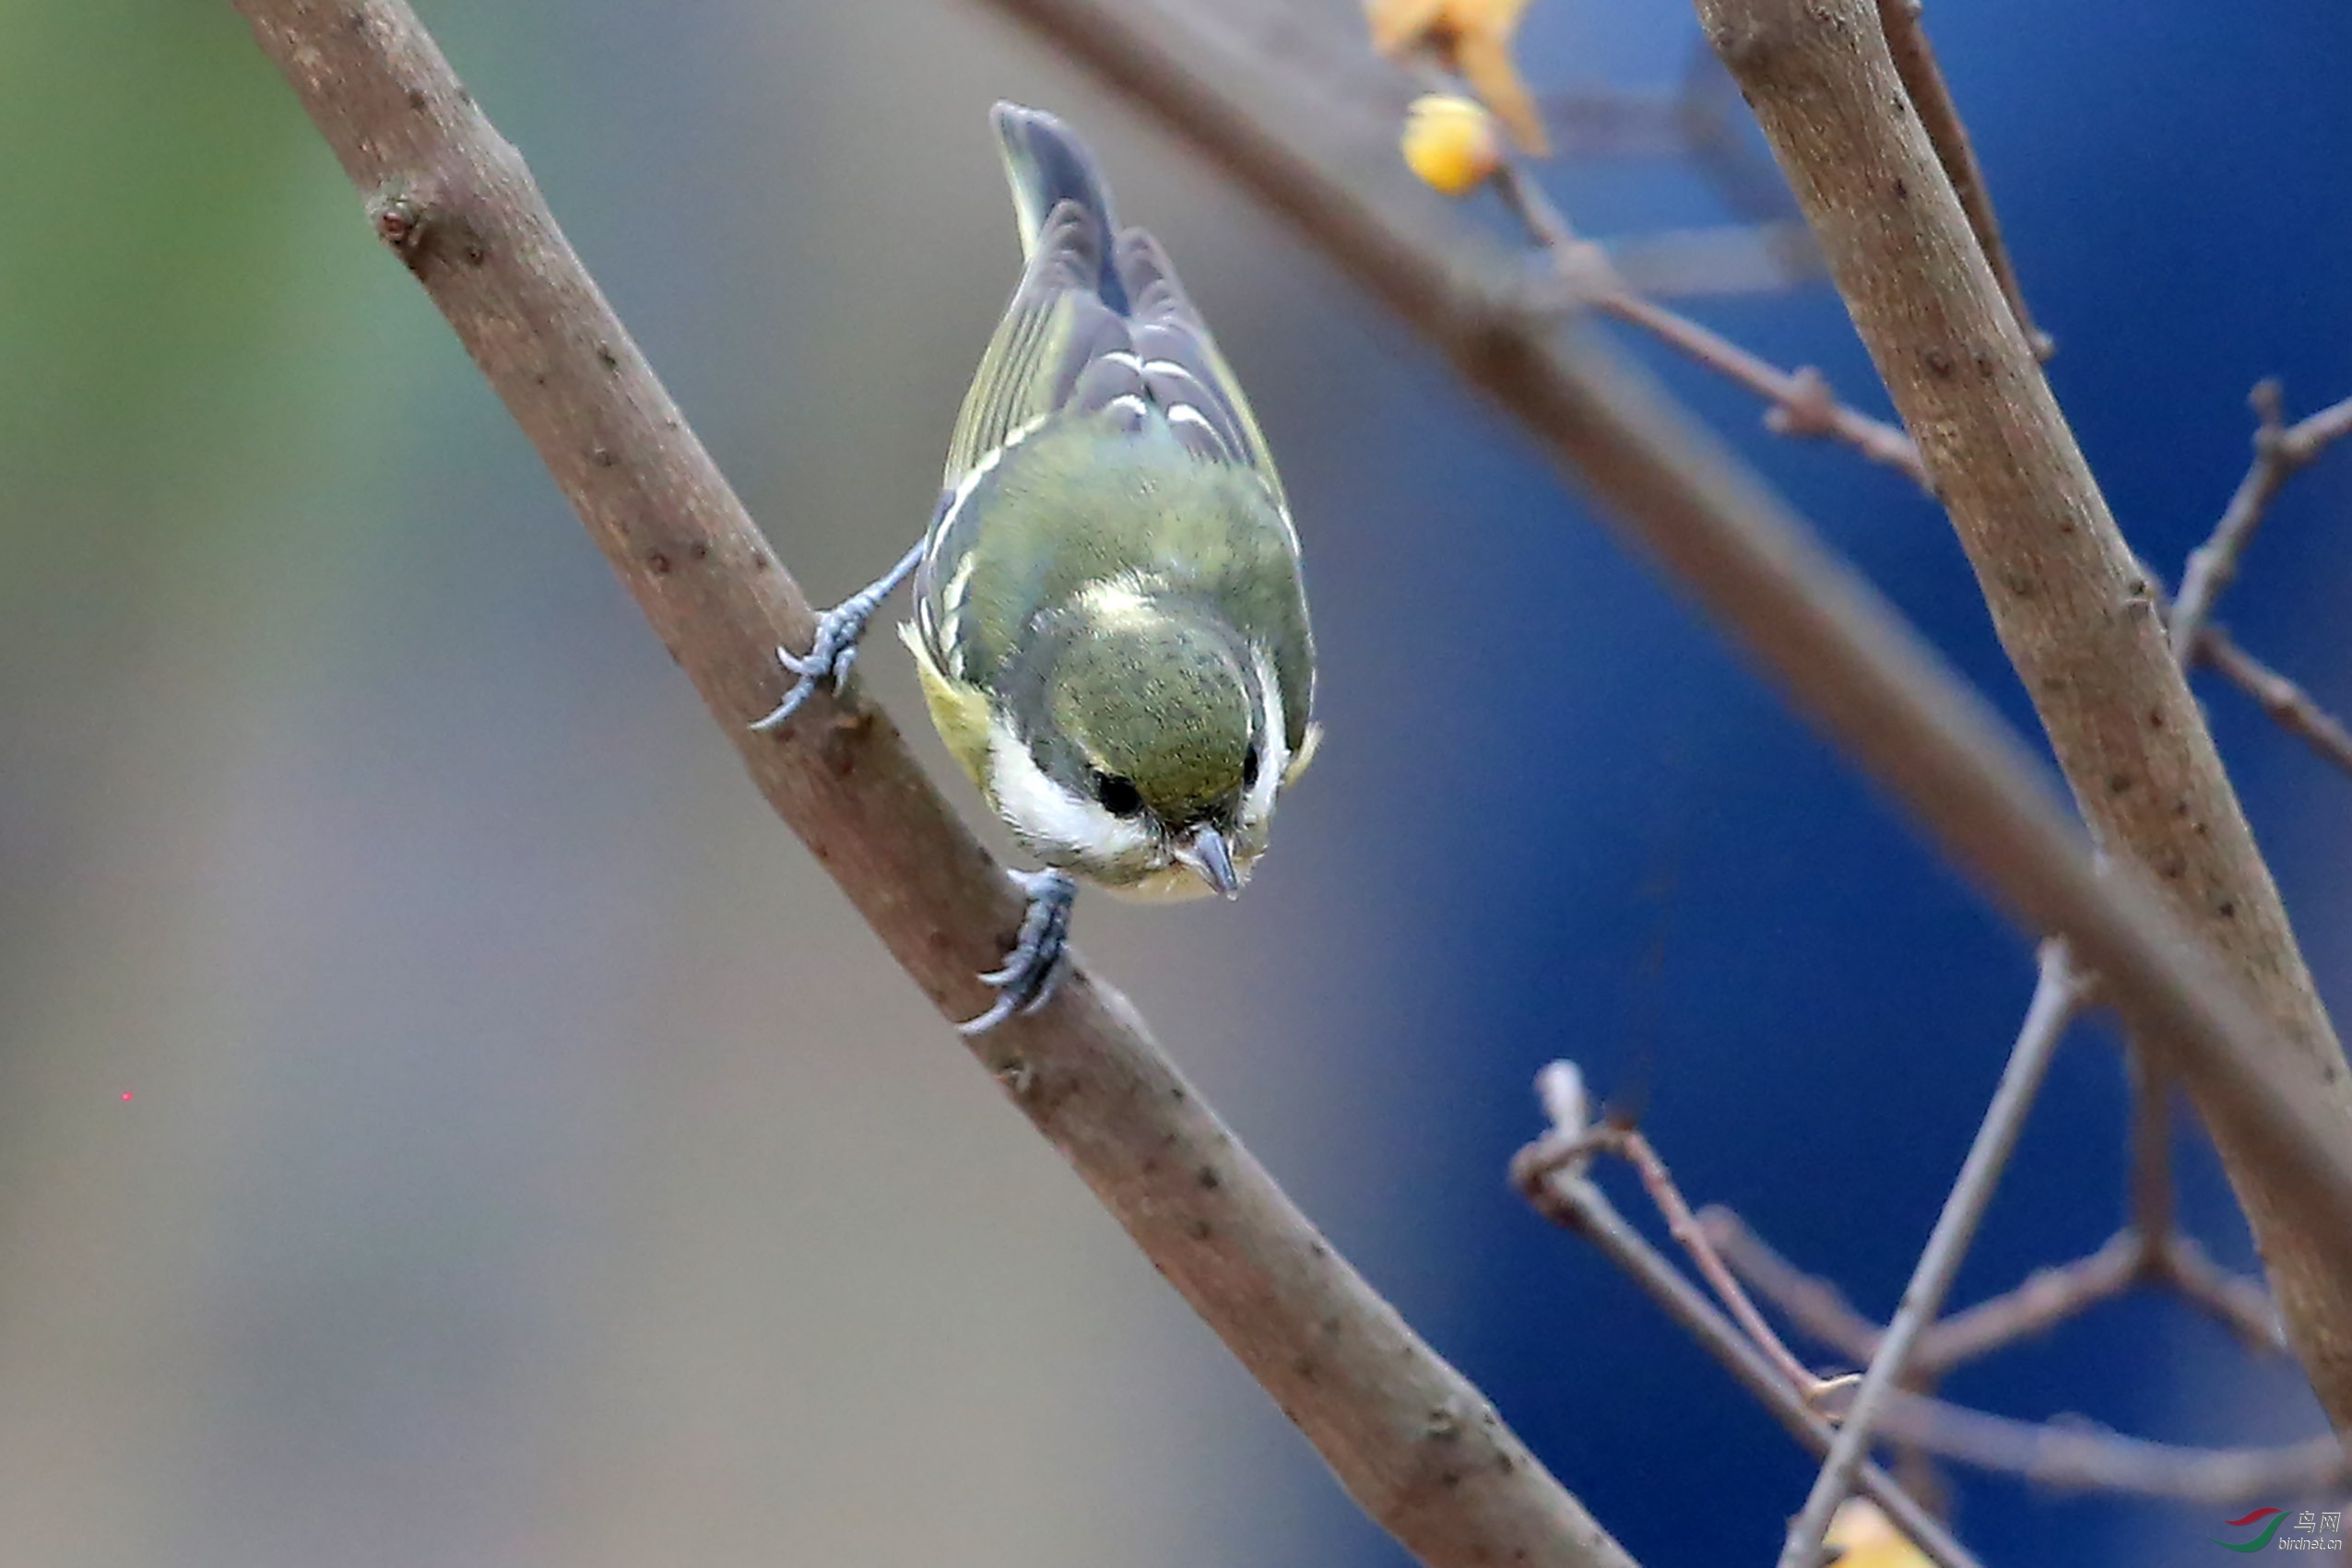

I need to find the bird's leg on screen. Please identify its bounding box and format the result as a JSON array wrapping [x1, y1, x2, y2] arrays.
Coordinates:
[[959, 867, 1078, 1035], [750, 539, 925, 732]]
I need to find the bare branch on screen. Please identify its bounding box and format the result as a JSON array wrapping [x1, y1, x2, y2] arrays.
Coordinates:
[[1672, 41, 1824, 238], [2172, 385, 2352, 655], [2202, 626, 2352, 779], [1698, 1207, 1887, 1365], [2125, 1039, 2180, 1244], [228, 6, 1646, 1565], [1694, 0, 2352, 1429], [1708, 1209, 2146, 1374], [1515, 1122, 1842, 1402], [1497, 161, 1926, 482], [2153, 1232, 2291, 1353], [1601, 222, 1822, 300], [1604, 1146, 2332, 1506], [1872, 0, 2048, 357], [1520, 1086, 1982, 1568], [1779, 942, 2086, 1568], [1911, 1231, 2141, 1373], [1865, 1395, 2349, 1503]]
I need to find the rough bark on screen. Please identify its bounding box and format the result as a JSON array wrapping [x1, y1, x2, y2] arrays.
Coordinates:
[[1696, 0, 2352, 1430]]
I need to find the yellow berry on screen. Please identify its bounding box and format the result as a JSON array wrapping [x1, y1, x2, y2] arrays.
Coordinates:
[[1401, 94, 1502, 196]]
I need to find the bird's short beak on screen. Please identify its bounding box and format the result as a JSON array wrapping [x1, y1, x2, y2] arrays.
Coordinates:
[[1175, 824, 1243, 899]]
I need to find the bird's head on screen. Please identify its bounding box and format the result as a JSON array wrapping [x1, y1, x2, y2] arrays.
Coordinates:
[[984, 587, 1291, 900]]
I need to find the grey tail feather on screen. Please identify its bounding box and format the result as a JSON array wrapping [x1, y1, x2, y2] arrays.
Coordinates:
[[990, 101, 1129, 314]]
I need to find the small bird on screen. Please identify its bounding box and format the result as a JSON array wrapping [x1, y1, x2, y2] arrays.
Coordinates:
[[753, 103, 1318, 1032]]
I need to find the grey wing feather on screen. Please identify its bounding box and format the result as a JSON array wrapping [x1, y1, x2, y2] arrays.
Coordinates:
[[1116, 230, 1288, 510], [942, 199, 1124, 488]]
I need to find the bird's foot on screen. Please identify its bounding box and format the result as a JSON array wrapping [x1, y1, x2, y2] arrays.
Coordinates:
[[959, 867, 1077, 1035], [750, 540, 923, 733]]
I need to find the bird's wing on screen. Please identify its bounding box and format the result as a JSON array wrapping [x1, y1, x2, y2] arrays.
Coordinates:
[[1115, 230, 1288, 512], [941, 195, 1130, 489]]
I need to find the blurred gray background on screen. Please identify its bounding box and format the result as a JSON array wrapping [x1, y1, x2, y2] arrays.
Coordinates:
[[4, 2, 2347, 1564]]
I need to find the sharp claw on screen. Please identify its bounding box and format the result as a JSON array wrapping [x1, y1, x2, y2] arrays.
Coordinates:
[[1017, 960, 1064, 1015], [956, 990, 1022, 1037], [960, 867, 1076, 1032], [754, 617, 860, 730], [751, 539, 925, 736], [749, 672, 821, 733]]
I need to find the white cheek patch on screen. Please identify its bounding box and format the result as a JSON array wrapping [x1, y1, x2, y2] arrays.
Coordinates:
[[986, 713, 1155, 865], [1242, 643, 1290, 831]]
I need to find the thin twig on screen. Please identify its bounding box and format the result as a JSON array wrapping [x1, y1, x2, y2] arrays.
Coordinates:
[[1495, 159, 1926, 483], [1672, 41, 1820, 239], [1515, 1123, 1840, 1401], [1519, 1081, 1982, 1568], [1864, 1393, 2349, 1502], [1601, 222, 1821, 300], [1707, 1208, 2149, 1374], [1630, 1170, 2334, 1503], [1697, 1206, 1886, 1364], [2153, 1232, 2291, 1353], [1779, 942, 2087, 1568], [2172, 385, 2352, 656], [1871, 0, 2048, 358], [230, 7, 1642, 1566], [1616, 1130, 1843, 1398], [1712, 1204, 2288, 1374], [2202, 626, 2352, 779], [2125, 1043, 2179, 1245], [1599, 292, 1924, 479], [1911, 1231, 2140, 1373]]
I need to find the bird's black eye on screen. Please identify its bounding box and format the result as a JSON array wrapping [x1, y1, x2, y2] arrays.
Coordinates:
[[1093, 771, 1143, 817], [1240, 745, 1261, 790]]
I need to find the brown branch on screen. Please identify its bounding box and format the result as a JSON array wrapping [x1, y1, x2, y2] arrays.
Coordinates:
[[1494, 161, 1925, 482], [2202, 626, 2352, 779], [1705, 1208, 2135, 1374], [1514, 1120, 1842, 1402], [2153, 1232, 2291, 1353], [228, 6, 1641, 1566], [1601, 222, 1821, 300], [1912, 1232, 2143, 1373], [1698, 1207, 1886, 1365], [1598, 292, 1924, 479], [1651, 1195, 2334, 1504], [2172, 384, 2352, 655], [1695, 0, 2352, 1431], [1519, 1079, 1981, 1568], [1872, 0, 2048, 358], [2125, 1037, 2180, 1244], [1779, 943, 2086, 1568], [1865, 1395, 2350, 1503], [1712, 1202, 2290, 1375]]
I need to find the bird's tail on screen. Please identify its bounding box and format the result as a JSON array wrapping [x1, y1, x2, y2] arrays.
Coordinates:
[[991, 101, 1128, 312]]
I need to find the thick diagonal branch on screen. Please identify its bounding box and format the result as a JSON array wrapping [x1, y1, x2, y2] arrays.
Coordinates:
[[228, 5, 1638, 1565], [1694, 0, 2352, 1431]]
